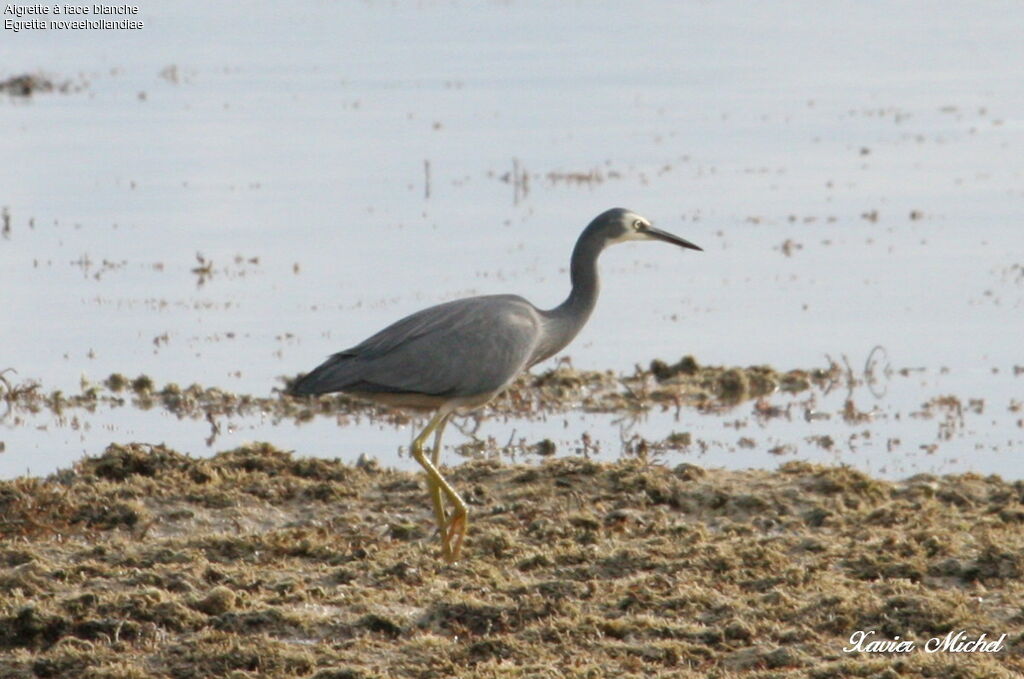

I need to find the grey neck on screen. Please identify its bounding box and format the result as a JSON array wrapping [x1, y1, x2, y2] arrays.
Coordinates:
[[532, 230, 604, 364]]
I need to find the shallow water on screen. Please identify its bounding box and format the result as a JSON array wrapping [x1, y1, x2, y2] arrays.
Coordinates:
[[2, 1, 1022, 479]]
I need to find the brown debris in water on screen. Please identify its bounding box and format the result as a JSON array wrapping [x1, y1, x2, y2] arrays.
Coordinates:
[[0, 73, 82, 97], [1, 443, 1022, 677], [2, 357, 842, 430]]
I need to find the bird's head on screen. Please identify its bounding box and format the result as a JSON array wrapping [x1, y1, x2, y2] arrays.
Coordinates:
[[589, 207, 702, 251]]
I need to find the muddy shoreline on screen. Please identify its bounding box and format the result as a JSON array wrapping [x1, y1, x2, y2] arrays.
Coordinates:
[[1, 442, 1021, 677]]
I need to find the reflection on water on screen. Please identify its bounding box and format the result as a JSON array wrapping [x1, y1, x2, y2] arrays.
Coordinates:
[[2, 352, 1020, 480], [3, 1, 1022, 479]]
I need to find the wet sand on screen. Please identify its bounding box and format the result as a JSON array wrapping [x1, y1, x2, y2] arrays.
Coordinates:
[[1, 442, 1021, 677]]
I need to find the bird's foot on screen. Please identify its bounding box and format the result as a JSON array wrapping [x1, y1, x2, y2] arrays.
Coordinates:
[[441, 512, 467, 563]]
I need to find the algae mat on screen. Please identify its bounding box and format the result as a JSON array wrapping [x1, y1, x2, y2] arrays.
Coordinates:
[[1, 443, 1022, 678]]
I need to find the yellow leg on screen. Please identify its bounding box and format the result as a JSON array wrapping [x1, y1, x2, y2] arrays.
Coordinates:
[[411, 411, 467, 562], [426, 413, 451, 533]]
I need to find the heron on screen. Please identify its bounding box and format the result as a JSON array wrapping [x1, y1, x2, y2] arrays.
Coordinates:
[[290, 208, 702, 562]]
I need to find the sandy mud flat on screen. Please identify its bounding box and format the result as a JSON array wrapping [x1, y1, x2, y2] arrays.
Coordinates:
[[1, 442, 1021, 678]]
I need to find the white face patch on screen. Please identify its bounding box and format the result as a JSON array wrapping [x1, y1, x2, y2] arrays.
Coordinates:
[[607, 213, 653, 245]]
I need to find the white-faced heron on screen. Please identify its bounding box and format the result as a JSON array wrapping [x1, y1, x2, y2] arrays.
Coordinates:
[[290, 208, 702, 561]]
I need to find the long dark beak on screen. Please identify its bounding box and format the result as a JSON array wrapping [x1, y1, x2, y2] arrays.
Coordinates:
[[648, 226, 702, 251]]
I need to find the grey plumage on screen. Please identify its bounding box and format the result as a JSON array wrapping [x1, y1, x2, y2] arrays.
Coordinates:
[[291, 294, 542, 403], [289, 207, 701, 561]]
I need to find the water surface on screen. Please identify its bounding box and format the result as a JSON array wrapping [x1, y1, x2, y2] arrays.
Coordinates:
[[2, 1, 1022, 478]]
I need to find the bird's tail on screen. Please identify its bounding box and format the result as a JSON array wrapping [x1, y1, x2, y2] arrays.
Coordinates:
[[289, 354, 355, 397]]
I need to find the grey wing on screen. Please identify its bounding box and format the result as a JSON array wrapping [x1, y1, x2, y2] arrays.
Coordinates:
[[291, 295, 541, 398]]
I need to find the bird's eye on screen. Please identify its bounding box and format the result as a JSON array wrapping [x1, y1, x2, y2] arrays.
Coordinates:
[[633, 219, 646, 230]]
